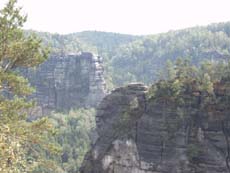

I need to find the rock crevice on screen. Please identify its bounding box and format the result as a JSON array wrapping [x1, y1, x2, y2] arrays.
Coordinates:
[[81, 82, 230, 173], [22, 52, 106, 113]]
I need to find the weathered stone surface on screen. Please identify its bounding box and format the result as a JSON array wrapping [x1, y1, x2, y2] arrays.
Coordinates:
[[80, 82, 230, 173], [22, 52, 106, 113]]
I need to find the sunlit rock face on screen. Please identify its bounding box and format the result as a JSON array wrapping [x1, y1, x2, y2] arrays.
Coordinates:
[[80, 82, 230, 173], [22, 52, 106, 113]]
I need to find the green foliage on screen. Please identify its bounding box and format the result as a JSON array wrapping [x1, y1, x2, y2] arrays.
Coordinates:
[[186, 144, 202, 162], [25, 22, 230, 88], [111, 23, 230, 86], [0, 1, 58, 172], [201, 73, 213, 94], [44, 109, 96, 173], [148, 59, 212, 105], [148, 59, 230, 163], [26, 30, 138, 55], [25, 30, 138, 90]]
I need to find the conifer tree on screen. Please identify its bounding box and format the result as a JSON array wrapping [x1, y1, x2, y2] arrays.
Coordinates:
[[0, 1, 58, 172]]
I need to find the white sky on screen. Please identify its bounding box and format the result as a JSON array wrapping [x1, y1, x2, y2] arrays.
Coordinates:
[[0, 0, 230, 35]]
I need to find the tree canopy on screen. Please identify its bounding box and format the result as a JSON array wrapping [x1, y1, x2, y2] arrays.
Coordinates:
[[0, 0, 58, 172]]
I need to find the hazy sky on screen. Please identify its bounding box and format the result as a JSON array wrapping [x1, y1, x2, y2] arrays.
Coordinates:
[[0, 0, 230, 35]]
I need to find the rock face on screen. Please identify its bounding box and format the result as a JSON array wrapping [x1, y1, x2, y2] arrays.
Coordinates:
[[80, 82, 230, 173], [22, 52, 106, 112]]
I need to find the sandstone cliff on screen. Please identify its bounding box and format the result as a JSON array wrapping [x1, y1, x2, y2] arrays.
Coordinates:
[[22, 52, 106, 113], [80, 81, 230, 173]]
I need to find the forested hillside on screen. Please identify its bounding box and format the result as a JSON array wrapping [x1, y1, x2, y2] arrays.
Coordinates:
[[26, 30, 139, 89], [111, 23, 230, 86], [2, 0, 230, 173], [28, 22, 230, 88], [26, 30, 138, 56], [24, 22, 230, 172]]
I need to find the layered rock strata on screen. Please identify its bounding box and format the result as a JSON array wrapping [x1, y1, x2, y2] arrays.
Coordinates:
[[81, 82, 230, 173], [22, 52, 106, 112]]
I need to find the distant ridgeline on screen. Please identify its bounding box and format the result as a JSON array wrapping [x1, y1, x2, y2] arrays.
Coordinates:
[[28, 22, 230, 87], [21, 52, 107, 113]]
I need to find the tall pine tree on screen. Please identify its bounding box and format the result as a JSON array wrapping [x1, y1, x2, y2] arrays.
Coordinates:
[[0, 0, 59, 172]]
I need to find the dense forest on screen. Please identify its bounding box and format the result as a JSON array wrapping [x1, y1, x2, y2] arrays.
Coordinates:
[[1, 0, 230, 173], [30, 22, 230, 88], [27, 22, 230, 172]]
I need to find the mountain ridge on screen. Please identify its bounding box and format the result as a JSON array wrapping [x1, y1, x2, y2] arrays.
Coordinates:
[[26, 21, 230, 88]]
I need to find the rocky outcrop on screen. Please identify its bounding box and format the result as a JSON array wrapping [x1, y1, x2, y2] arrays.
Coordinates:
[[80, 82, 230, 173], [22, 52, 106, 113]]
